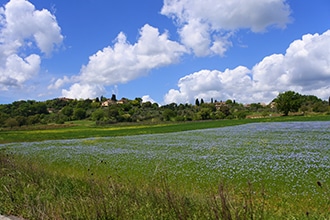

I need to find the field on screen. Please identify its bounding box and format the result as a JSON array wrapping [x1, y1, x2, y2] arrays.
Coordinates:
[[1, 118, 330, 219], [1, 115, 329, 144]]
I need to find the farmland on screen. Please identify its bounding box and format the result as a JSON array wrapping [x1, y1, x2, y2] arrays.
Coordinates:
[[1, 118, 330, 219], [1, 114, 329, 144]]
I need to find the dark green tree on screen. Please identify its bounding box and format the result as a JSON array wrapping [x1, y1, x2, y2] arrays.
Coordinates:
[[92, 108, 106, 121], [198, 108, 211, 120], [195, 98, 200, 106], [100, 96, 107, 102], [274, 91, 302, 116], [73, 108, 86, 120], [0, 112, 9, 126], [15, 116, 27, 126], [5, 118, 19, 128], [162, 109, 176, 121], [33, 102, 48, 115], [312, 102, 328, 112], [234, 110, 248, 119], [225, 99, 233, 105], [111, 94, 117, 102], [108, 106, 120, 120], [61, 106, 73, 118], [218, 105, 230, 117], [142, 101, 152, 108]]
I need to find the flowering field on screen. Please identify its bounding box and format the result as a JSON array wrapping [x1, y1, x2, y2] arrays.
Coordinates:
[[1, 121, 330, 217]]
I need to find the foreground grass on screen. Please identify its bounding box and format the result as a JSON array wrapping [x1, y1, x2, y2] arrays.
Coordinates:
[[2, 152, 328, 220], [1, 114, 330, 144], [1, 115, 330, 219], [0, 153, 261, 219]]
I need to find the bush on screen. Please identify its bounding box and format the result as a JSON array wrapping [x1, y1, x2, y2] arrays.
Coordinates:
[[4, 118, 19, 128]]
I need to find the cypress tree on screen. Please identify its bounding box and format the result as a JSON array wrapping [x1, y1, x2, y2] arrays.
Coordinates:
[[195, 98, 200, 106]]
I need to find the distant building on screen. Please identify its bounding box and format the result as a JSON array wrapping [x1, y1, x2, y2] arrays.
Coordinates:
[[214, 101, 227, 110], [58, 97, 73, 102], [270, 102, 277, 109], [101, 98, 128, 107], [116, 98, 128, 104], [101, 99, 116, 107]]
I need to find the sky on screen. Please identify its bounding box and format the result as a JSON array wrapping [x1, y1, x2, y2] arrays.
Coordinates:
[[0, 0, 329, 105]]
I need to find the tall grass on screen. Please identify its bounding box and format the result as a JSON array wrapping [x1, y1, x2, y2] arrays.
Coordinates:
[[1, 120, 330, 219], [1, 152, 329, 219]]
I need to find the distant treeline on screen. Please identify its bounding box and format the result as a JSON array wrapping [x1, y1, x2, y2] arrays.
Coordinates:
[[0, 91, 329, 128]]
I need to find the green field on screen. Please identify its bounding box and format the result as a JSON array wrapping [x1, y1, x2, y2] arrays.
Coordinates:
[[1, 116, 330, 219], [1, 115, 330, 144]]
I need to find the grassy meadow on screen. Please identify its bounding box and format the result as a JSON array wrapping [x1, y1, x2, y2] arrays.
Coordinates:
[[1, 115, 330, 219], [1, 114, 329, 144]]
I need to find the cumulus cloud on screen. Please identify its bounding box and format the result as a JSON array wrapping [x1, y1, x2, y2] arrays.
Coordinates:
[[48, 76, 71, 90], [164, 66, 252, 104], [142, 95, 156, 103], [253, 30, 330, 93], [164, 30, 330, 104], [161, 0, 291, 56], [62, 24, 187, 99], [62, 83, 106, 100], [0, 0, 63, 90]]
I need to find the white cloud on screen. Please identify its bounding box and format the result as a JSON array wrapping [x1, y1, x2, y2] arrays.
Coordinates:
[[161, 0, 291, 56], [164, 30, 330, 104], [164, 66, 252, 104], [142, 95, 156, 103], [0, 0, 63, 90], [48, 76, 71, 90], [62, 24, 187, 99], [62, 83, 106, 100], [178, 19, 211, 57], [253, 30, 330, 93]]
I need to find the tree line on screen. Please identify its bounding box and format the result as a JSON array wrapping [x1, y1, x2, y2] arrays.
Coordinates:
[[0, 91, 329, 128]]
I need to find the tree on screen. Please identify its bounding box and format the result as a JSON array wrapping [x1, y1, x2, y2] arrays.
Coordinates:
[[73, 108, 86, 120], [131, 98, 142, 106], [61, 106, 73, 118], [142, 101, 152, 108], [15, 116, 27, 126], [218, 105, 230, 117], [111, 94, 117, 102], [225, 99, 233, 105], [163, 109, 176, 121], [33, 102, 48, 115], [234, 110, 248, 119], [312, 102, 328, 112], [92, 108, 105, 121], [108, 105, 120, 119], [5, 118, 19, 128], [274, 91, 302, 116], [91, 101, 101, 109], [100, 96, 107, 102], [195, 98, 200, 106], [27, 114, 42, 125], [0, 111, 9, 125], [198, 108, 211, 120]]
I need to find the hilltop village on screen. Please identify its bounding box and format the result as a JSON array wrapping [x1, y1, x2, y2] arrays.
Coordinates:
[[0, 91, 329, 128]]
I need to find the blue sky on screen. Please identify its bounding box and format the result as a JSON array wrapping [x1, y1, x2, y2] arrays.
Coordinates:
[[0, 0, 329, 104]]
